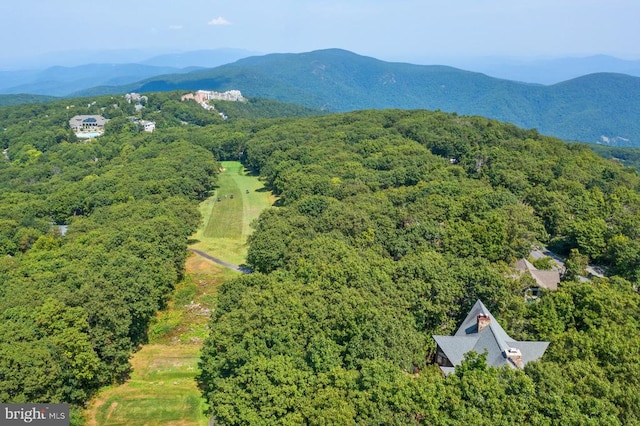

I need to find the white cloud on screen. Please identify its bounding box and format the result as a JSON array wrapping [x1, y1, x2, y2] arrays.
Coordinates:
[[208, 16, 231, 26], [169, 25, 183, 30]]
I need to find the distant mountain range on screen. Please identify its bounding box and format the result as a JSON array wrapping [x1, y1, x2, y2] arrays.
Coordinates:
[[138, 48, 261, 69], [4, 48, 640, 95], [2, 48, 639, 146], [438, 54, 640, 85], [0, 48, 258, 70], [0, 64, 201, 97], [75, 49, 639, 147], [0, 48, 257, 97]]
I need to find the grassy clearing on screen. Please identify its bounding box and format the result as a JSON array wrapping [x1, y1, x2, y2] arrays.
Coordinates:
[[86, 345, 208, 426], [148, 256, 236, 346], [202, 173, 243, 239], [192, 161, 275, 264]]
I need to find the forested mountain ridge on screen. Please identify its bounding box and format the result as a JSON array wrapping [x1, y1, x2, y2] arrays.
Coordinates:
[[77, 49, 640, 146], [196, 110, 640, 424], [1, 93, 640, 424], [0, 94, 58, 107]]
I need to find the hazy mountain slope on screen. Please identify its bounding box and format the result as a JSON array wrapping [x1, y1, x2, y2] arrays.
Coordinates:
[[0, 94, 58, 107], [540, 73, 640, 143], [0, 63, 199, 96], [449, 54, 640, 84], [0, 48, 256, 97], [140, 48, 258, 68], [105, 49, 639, 146], [0, 48, 175, 70]]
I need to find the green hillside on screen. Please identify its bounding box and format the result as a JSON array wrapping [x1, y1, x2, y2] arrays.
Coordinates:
[[0, 94, 58, 106], [0, 92, 314, 422], [94, 49, 640, 146], [2, 93, 640, 424]]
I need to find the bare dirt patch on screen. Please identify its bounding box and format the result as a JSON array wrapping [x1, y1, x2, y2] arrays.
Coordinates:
[[185, 253, 224, 275]]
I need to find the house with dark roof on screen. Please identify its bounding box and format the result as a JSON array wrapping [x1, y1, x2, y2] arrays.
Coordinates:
[[432, 300, 549, 375]]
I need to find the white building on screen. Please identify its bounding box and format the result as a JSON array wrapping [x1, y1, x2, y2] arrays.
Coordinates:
[[69, 115, 108, 132], [139, 120, 156, 132], [181, 90, 246, 104]]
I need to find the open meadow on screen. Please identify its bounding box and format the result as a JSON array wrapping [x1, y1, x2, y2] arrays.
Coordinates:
[[190, 161, 276, 266], [86, 344, 208, 426]]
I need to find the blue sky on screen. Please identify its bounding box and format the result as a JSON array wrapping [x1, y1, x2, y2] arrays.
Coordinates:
[[2, 0, 639, 65]]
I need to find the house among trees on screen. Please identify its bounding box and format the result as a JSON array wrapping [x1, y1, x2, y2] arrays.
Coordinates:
[[128, 117, 156, 133], [69, 115, 108, 131], [125, 92, 147, 104], [139, 120, 156, 133], [432, 300, 549, 375], [125, 93, 148, 111], [69, 115, 108, 138], [515, 258, 561, 299]]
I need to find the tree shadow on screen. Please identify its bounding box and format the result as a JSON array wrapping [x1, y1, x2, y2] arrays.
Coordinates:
[[243, 167, 260, 177], [238, 264, 254, 274]]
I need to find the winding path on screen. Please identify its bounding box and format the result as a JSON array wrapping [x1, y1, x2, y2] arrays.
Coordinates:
[[188, 248, 252, 274]]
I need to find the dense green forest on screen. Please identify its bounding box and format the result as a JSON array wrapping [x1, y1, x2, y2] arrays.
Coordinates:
[[0, 93, 223, 419], [0, 92, 321, 420], [2, 92, 640, 424], [0, 94, 58, 107], [196, 110, 640, 424]]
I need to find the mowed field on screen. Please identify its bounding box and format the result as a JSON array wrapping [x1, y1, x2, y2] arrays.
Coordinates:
[[86, 344, 208, 426], [191, 161, 276, 266], [84, 162, 273, 425]]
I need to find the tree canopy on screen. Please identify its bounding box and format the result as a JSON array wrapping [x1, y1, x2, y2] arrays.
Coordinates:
[[2, 94, 640, 424], [197, 109, 640, 424], [0, 93, 219, 409]]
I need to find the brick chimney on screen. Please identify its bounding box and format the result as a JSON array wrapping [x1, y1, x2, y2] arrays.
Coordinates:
[[505, 347, 523, 368], [477, 313, 490, 332]]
